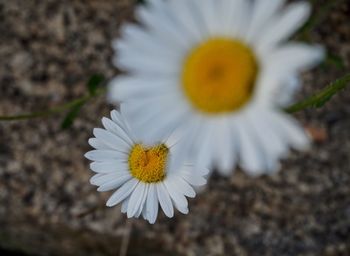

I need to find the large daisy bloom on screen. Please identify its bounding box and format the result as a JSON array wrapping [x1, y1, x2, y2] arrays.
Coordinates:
[[85, 110, 208, 224], [108, 0, 325, 176]]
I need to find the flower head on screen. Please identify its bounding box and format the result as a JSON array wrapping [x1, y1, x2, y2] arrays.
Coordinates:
[[108, 0, 325, 176], [85, 110, 208, 224]]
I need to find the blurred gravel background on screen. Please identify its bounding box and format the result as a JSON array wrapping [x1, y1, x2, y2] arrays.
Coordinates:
[[0, 0, 349, 255]]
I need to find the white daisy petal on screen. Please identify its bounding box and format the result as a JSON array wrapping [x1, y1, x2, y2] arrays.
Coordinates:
[[127, 182, 147, 218], [246, 0, 285, 41], [268, 111, 310, 151], [123, 99, 191, 146], [216, 0, 240, 37], [101, 117, 134, 145], [250, 110, 288, 159], [274, 75, 301, 107], [114, 38, 181, 76], [135, 1, 191, 51], [90, 161, 128, 174], [90, 172, 128, 187], [110, 110, 128, 130], [164, 178, 188, 209], [116, 51, 179, 76], [267, 43, 325, 73], [88, 138, 112, 150], [93, 128, 130, 153], [98, 174, 132, 192], [89, 173, 105, 186], [168, 0, 204, 43], [167, 116, 202, 172], [121, 197, 130, 214], [146, 184, 159, 224], [236, 118, 266, 176], [85, 150, 126, 162], [177, 206, 189, 215], [125, 96, 178, 131], [141, 204, 148, 220], [106, 179, 139, 207], [144, 104, 191, 145], [110, 109, 136, 141], [230, 0, 251, 39], [194, 121, 215, 169], [135, 184, 149, 218], [122, 94, 176, 122], [183, 164, 210, 177], [156, 183, 174, 218], [172, 176, 196, 198], [256, 2, 311, 53], [181, 171, 207, 188], [198, 0, 220, 36], [116, 24, 177, 60], [109, 76, 177, 104], [245, 111, 282, 172], [215, 117, 237, 176]]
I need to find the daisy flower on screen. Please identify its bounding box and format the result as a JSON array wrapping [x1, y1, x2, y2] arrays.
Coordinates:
[[85, 110, 208, 224], [108, 0, 325, 176]]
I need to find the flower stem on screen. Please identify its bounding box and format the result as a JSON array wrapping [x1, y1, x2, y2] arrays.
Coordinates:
[[285, 73, 350, 113], [0, 88, 106, 121]]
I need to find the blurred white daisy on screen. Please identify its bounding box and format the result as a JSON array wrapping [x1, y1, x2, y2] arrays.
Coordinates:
[[108, 0, 325, 176], [85, 110, 208, 224]]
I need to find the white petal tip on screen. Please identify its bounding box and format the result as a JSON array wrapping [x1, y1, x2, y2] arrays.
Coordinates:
[[188, 194, 196, 199], [201, 168, 210, 176], [106, 202, 114, 207], [110, 110, 118, 118], [89, 177, 98, 186], [88, 138, 96, 148], [293, 1, 311, 18], [179, 208, 189, 215], [314, 46, 326, 63], [92, 128, 99, 136], [107, 82, 122, 104]]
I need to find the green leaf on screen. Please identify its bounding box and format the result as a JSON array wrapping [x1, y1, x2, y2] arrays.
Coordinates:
[[0, 87, 107, 122], [61, 102, 85, 129], [324, 53, 345, 70], [87, 74, 105, 96], [286, 73, 350, 113]]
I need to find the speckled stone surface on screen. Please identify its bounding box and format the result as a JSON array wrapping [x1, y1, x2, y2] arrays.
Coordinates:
[[0, 0, 349, 255]]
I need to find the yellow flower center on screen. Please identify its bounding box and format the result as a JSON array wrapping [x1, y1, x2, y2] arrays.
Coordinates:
[[128, 143, 169, 183], [182, 38, 258, 114]]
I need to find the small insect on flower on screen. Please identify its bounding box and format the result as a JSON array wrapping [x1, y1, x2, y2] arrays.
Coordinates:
[[85, 110, 208, 224], [108, 0, 325, 176]]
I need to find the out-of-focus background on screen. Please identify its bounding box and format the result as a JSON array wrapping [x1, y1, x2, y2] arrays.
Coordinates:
[[0, 0, 349, 255]]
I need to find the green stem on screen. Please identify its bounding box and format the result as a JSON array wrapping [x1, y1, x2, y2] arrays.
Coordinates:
[[286, 73, 350, 113], [0, 88, 106, 121]]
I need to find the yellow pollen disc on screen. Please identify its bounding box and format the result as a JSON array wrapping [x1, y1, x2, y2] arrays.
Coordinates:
[[182, 38, 258, 114], [128, 143, 169, 183]]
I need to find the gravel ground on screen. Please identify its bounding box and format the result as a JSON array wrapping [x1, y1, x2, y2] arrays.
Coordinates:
[[0, 0, 349, 255]]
